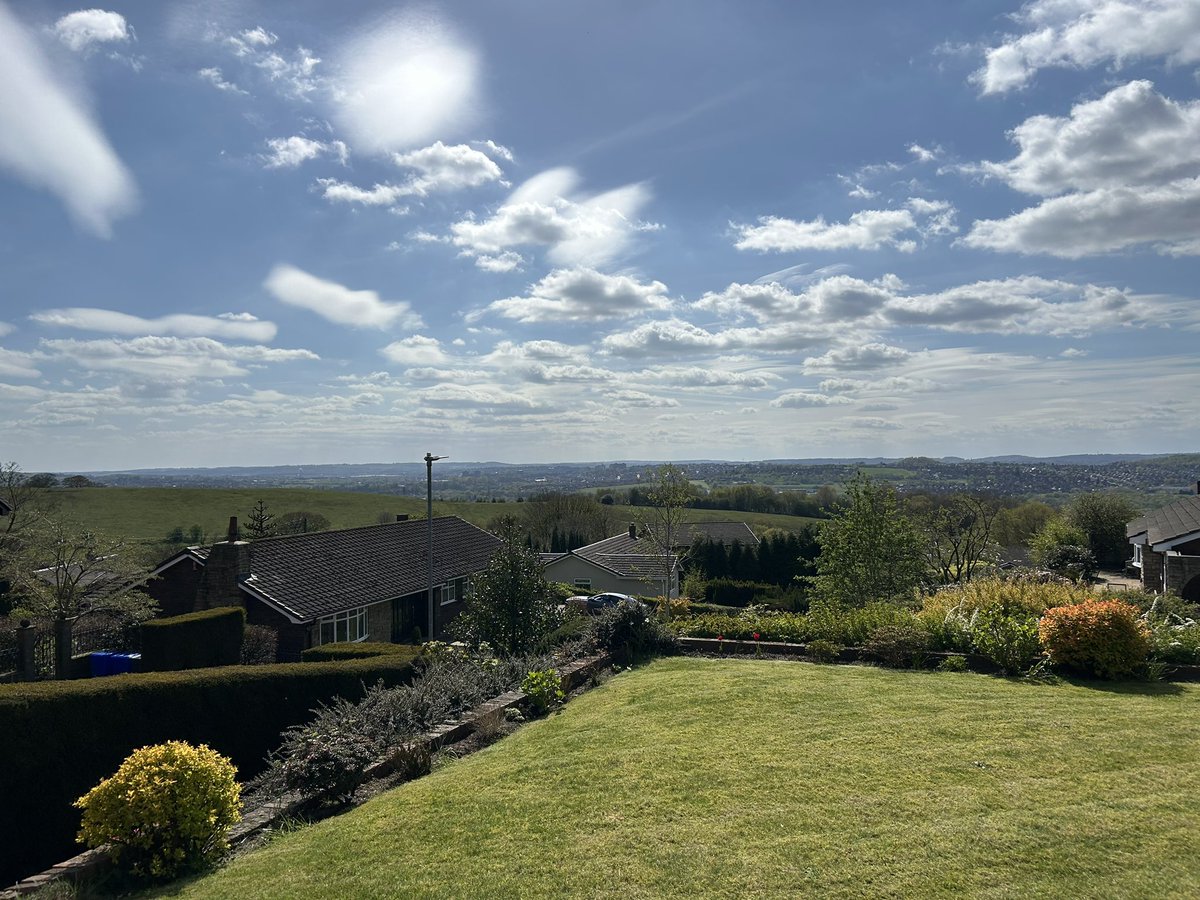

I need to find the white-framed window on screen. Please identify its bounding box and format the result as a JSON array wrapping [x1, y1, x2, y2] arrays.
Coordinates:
[[1133, 544, 1143, 567], [440, 576, 469, 606], [317, 606, 369, 645], [573, 578, 592, 591]]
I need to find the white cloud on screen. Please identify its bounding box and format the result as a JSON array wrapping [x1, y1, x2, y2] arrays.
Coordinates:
[[605, 390, 679, 408], [472, 251, 524, 273], [393, 141, 502, 192], [769, 391, 853, 408], [963, 176, 1200, 257], [198, 67, 247, 95], [474, 139, 514, 162], [975, 0, 1200, 94], [883, 276, 1150, 335], [380, 335, 448, 366], [632, 366, 780, 390], [30, 308, 277, 341], [0, 348, 40, 379], [414, 383, 544, 412], [803, 343, 912, 373], [319, 141, 501, 206], [450, 167, 655, 268], [962, 81, 1200, 257], [733, 209, 919, 252], [263, 264, 422, 329], [38, 336, 316, 379], [695, 276, 893, 323], [317, 179, 409, 207], [263, 136, 347, 169], [0, 3, 136, 236], [974, 81, 1200, 196], [225, 26, 320, 98], [331, 11, 478, 153], [478, 268, 671, 324], [908, 143, 942, 163], [0, 321, 12, 337], [53, 9, 131, 51]]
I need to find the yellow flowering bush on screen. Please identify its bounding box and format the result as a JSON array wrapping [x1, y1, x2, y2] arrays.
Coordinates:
[[75, 741, 241, 880]]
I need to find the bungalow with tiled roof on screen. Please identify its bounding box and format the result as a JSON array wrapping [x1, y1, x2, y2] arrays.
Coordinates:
[[1127, 486, 1200, 602], [543, 523, 681, 599], [146, 516, 501, 660]]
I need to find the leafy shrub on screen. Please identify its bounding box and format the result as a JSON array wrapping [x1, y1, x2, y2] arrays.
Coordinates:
[[75, 741, 241, 880], [645, 595, 692, 618], [970, 607, 1041, 675], [670, 610, 807, 643], [588, 604, 679, 663], [253, 647, 555, 804], [863, 624, 931, 669], [521, 669, 564, 714], [918, 578, 1090, 652], [806, 639, 842, 663], [1030, 520, 1096, 580], [937, 654, 969, 673], [261, 695, 382, 803], [807, 599, 916, 646], [300, 641, 415, 662], [240, 625, 278, 665], [1039, 600, 1150, 678], [1141, 595, 1200, 665]]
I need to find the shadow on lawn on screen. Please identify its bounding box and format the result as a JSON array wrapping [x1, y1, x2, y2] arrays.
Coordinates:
[[1056, 675, 1186, 697]]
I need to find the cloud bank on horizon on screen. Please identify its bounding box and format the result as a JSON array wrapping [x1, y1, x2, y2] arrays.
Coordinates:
[[0, 0, 1197, 470]]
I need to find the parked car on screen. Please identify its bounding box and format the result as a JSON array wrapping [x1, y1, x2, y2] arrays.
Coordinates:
[[584, 592, 645, 614]]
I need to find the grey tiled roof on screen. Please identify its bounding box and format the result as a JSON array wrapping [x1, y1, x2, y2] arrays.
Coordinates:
[[569, 532, 676, 579], [240, 516, 500, 621], [1127, 495, 1200, 546]]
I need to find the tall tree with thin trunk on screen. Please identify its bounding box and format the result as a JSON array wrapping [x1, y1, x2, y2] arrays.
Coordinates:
[[638, 464, 695, 611]]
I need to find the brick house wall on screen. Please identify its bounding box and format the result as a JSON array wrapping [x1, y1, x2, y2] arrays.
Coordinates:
[[146, 556, 205, 618], [1141, 547, 1165, 592]]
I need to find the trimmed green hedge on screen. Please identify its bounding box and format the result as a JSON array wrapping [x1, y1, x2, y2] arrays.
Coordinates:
[[703, 579, 779, 607], [141, 606, 245, 671], [301, 641, 419, 662], [0, 649, 421, 887]]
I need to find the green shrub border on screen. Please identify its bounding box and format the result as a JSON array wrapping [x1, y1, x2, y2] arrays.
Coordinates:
[[141, 606, 246, 671], [300, 641, 419, 662], [0, 649, 420, 888]]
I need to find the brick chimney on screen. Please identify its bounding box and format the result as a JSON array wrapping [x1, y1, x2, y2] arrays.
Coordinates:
[[195, 516, 251, 610], [628, 522, 637, 540]]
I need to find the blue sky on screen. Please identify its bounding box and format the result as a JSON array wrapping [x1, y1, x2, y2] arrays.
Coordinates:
[[1, 0, 1198, 471]]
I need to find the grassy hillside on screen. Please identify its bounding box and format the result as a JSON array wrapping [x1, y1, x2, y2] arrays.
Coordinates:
[[50, 488, 819, 545], [168, 659, 1200, 899]]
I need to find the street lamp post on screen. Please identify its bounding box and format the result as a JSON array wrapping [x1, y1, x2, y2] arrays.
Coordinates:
[[425, 452, 446, 642]]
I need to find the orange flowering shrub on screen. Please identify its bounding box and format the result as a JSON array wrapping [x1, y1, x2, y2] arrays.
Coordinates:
[[1038, 600, 1150, 679]]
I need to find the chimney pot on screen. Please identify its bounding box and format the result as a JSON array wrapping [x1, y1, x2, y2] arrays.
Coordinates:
[[628, 523, 637, 540], [227, 516, 239, 542]]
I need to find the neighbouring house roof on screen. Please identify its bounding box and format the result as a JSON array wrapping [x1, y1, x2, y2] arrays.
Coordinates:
[[682, 522, 758, 546], [157, 516, 501, 622], [0, 497, 11, 517], [538, 552, 567, 566], [1127, 495, 1200, 549], [561, 531, 677, 581]]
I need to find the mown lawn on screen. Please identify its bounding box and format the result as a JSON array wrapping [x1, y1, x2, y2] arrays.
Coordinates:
[[161, 659, 1200, 899]]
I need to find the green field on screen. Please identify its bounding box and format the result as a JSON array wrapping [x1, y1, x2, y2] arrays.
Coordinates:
[[165, 659, 1200, 899], [50, 488, 819, 546]]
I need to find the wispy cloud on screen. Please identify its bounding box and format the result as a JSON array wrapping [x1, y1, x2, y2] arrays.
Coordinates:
[[0, 1, 137, 235]]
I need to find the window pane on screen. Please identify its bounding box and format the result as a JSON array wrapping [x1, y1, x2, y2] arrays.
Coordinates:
[[336, 619, 348, 642], [320, 621, 334, 645]]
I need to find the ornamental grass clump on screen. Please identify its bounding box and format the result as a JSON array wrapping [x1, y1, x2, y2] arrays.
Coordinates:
[[75, 741, 241, 881], [1039, 599, 1150, 679]]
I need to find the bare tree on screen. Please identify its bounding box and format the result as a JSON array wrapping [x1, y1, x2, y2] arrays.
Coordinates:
[[919, 493, 999, 585], [637, 464, 695, 613]]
